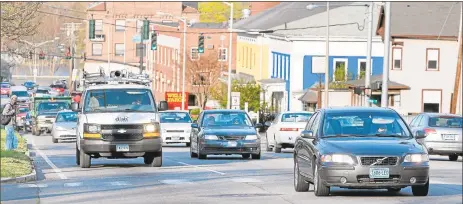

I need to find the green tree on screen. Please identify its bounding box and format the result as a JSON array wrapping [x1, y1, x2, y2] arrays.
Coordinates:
[[198, 2, 248, 23], [210, 79, 262, 112], [334, 63, 346, 82]]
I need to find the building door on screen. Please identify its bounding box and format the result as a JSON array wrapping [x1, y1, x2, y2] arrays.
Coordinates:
[[422, 90, 441, 113]]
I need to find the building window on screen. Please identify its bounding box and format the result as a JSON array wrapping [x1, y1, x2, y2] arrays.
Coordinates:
[[333, 59, 348, 81], [422, 89, 441, 113], [426, 48, 439, 71], [392, 47, 402, 70], [92, 43, 102, 56], [136, 20, 143, 33], [191, 47, 199, 60], [218, 48, 227, 61], [358, 59, 373, 79], [95, 20, 103, 31], [115, 43, 124, 56], [136, 44, 146, 57], [115, 20, 125, 31]]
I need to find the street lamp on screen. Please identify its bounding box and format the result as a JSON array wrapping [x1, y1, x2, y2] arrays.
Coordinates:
[[223, 2, 234, 109], [20, 38, 60, 83]]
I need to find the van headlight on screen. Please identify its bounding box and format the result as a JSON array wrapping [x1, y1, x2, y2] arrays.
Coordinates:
[[144, 123, 160, 133], [84, 123, 100, 133], [245, 135, 258, 140], [404, 154, 429, 163], [204, 135, 218, 140], [321, 154, 355, 165]]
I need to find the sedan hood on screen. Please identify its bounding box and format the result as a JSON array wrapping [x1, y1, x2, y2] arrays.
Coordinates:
[[203, 126, 257, 136], [55, 122, 77, 130], [161, 123, 191, 130], [319, 137, 425, 156]]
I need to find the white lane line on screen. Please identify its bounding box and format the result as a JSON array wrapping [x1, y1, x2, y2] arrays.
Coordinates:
[[231, 178, 262, 183], [18, 184, 48, 188], [160, 179, 193, 185], [64, 182, 83, 187], [109, 181, 131, 186], [32, 141, 68, 180], [177, 162, 226, 175], [430, 180, 462, 185]]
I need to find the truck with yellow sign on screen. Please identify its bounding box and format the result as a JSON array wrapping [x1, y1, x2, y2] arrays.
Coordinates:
[[30, 96, 72, 136]]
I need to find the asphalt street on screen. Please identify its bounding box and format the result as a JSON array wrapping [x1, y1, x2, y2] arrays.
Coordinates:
[[1, 132, 462, 204]]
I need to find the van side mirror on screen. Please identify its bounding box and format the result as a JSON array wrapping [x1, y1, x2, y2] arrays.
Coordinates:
[[71, 102, 80, 112], [301, 130, 315, 139], [159, 101, 168, 111], [415, 130, 426, 139]]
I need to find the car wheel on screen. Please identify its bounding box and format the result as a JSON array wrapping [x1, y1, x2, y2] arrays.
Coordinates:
[[251, 152, 261, 160], [412, 178, 429, 196], [79, 149, 91, 168], [449, 154, 458, 161], [387, 188, 401, 193], [314, 163, 330, 196], [75, 143, 80, 165], [198, 145, 207, 160], [190, 144, 198, 158], [294, 160, 309, 192], [144, 152, 162, 167], [242, 153, 251, 159], [265, 135, 273, 151], [186, 142, 191, 147]]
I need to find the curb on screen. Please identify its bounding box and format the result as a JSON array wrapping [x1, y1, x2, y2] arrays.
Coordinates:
[[0, 138, 37, 184]]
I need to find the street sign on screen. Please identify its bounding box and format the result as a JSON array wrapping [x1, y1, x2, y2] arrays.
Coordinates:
[[368, 99, 378, 104], [231, 92, 240, 110]]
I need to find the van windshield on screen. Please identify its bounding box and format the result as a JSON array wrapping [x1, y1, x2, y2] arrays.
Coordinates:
[[12, 91, 28, 97], [83, 89, 156, 113]]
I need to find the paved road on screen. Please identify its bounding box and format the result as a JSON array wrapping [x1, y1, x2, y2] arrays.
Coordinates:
[[1, 132, 462, 204]]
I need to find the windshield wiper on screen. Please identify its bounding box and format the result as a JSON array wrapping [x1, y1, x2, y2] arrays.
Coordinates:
[[372, 134, 406, 137], [324, 134, 363, 138]]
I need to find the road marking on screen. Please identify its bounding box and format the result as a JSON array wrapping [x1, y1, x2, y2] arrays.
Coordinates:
[[64, 182, 83, 187], [177, 162, 226, 175], [109, 181, 130, 186], [18, 184, 48, 188], [231, 178, 262, 183], [32, 140, 68, 180], [430, 180, 462, 185], [160, 179, 193, 185]]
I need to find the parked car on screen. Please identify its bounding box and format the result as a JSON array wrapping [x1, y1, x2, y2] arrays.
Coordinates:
[[293, 107, 429, 196], [51, 110, 77, 143], [160, 110, 193, 146], [15, 105, 30, 131], [1, 82, 11, 95], [409, 113, 462, 161], [265, 111, 314, 153]]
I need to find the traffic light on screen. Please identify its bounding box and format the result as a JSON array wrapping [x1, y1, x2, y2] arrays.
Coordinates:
[[151, 32, 157, 51], [65, 47, 71, 59], [39, 52, 45, 60], [142, 19, 150, 40], [198, 35, 204, 54], [29, 51, 33, 59], [89, 19, 95, 39]]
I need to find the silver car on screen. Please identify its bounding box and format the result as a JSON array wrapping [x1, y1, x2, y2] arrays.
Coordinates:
[[409, 113, 462, 161], [51, 110, 77, 143]]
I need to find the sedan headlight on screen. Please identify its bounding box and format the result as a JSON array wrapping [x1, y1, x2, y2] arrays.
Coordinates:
[[404, 154, 429, 163], [245, 135, 258, 140], [55, 126, 67, 131], [204, 135, 218, 140], [84, 123, 101, 133], [321, 154, 355, 165]]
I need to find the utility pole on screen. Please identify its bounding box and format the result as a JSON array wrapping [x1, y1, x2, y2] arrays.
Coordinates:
[[451, 2, 463, 114], [63, 23, 81, 92], [324, 2, 330, 108], [364, 2, 374, 107], [139, 20, 144, 74], [381, 2, 391, 108]]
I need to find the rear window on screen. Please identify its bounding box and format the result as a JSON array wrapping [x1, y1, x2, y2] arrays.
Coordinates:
[[1, 84, 10, 88], [36, 89, 49, 94], [281, 113, 313, 122], [51, 84, 65, 88], [428, 116, 462, 128]]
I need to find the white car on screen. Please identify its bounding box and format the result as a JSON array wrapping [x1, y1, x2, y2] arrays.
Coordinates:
[[265, 111, 314, 153], [160, 110, 193, 146]]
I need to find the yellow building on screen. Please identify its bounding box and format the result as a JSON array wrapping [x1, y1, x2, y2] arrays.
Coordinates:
[[236, 34, 269, 82]]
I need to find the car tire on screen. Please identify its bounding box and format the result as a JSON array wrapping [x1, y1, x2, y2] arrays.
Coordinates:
[[314, 163, 330, 196], [449, 154, 458, 161], [79, 149, 91, 168], [190, 145, 198, 158], [198, 145, 207, 160], [294, 160, 309, 192], [75, 143, 80, 165], [251, 152, 261, 160], [186, 142, 191, 147], [265, 135, 273, 152], [387, 188, 401, 193], [145, 152, 162, 167], [412, 178, 429, 196], [242, 154, 251, 159]]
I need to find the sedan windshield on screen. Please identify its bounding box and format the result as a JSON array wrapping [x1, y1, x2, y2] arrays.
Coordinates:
[[12, 91, 28, 97], [56, 112, 77, 122], [202, 112, 253, 127], [428, 116, 462, 128], [322, 112, 411, 138], [160, 112, 192, 123], [36, 89, 49, 94], [281, 113, 312, 122], [83, 89, 155, 113]]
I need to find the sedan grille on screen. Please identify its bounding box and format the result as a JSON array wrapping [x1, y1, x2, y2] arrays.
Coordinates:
[[360, 157, 398, 166], [217, 136, 245, 141], [166, 130, 184, 133], [357, 175, 401, 183]]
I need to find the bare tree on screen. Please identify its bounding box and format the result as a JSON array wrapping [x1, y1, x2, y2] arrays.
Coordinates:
[[1, 2, 42, 43], [185, 50, 223, 108]]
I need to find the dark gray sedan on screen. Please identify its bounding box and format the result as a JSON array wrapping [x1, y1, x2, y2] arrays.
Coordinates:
[[190, 110, 263, 160], [294, 107, 429, 196]]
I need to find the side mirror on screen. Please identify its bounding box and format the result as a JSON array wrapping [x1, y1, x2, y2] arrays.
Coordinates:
[[71, 102, 80, 112], [192, 120, 197, 124], [191, 123, 199, 129], [159, 100, 168, 111], [301, 130, 315, 139], [264, 121, 272, 127], [415, 130, 426, 139], [255, 123, 263, 129]]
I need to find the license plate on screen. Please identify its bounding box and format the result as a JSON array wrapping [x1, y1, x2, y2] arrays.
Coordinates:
[[442, 134, 456, 141], [116, 144, 129, 152], [369, 168, 389, 178], [227, 141, 237, 147]]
